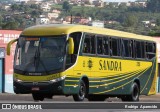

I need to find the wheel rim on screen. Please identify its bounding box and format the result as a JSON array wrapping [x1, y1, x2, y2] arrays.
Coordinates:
[[79, 83, 85, 98], [133, 85, 139, 100]]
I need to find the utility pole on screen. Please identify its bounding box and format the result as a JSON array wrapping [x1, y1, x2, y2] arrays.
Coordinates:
[[70, 14, 72, 24], [81, 0, 84, 19], [79, 0, 85, 25]]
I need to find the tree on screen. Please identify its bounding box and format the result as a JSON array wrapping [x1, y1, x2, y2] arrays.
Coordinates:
[[108, 3, 116, 9], [2, 21, 19, 30], [31, 10, 42, 18], [123, 14, 138, 27], [156, 18, 160, 26], [147, 0, 160, 12], [118, 4, 127, 10], [0, 16, 3, 25], [0, 16, 3, 29], [62, 1, 72, 12], [11, 4, 19, 11]]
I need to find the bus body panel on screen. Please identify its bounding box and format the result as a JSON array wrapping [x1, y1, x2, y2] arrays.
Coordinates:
[[70, 56, 156, 95]]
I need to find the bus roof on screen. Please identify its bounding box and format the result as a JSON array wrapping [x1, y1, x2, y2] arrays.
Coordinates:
[[21, 24, 155, 42]]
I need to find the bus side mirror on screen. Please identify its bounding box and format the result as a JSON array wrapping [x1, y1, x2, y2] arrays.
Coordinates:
[[7, 39, 18, 56], [68, 37, 74, 55]]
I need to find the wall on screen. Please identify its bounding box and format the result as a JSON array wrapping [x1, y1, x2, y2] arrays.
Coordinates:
[[0, 30, 22, 93]]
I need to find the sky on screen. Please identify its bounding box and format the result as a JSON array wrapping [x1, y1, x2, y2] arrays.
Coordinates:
[[105, 0, 136, 2]]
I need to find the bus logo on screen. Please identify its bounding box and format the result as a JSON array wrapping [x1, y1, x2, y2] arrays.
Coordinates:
[[87, 58, 93, 69]]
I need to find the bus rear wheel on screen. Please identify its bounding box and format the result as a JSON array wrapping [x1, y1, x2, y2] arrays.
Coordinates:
[[121, 83, 140, 101], [73, 80, 86, 101], [32, 93, 44, 101]]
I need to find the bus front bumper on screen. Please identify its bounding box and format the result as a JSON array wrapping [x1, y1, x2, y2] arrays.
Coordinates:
[[13, 80, 65, 94]]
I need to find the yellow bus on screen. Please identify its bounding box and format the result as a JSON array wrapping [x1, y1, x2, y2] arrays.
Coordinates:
[[7, 24, 157, 101]]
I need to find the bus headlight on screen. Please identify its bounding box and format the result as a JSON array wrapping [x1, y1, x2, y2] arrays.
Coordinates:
[[14, 78, 22, 82], [50, 76, 66, 83]]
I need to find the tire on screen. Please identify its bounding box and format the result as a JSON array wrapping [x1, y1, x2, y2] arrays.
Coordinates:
[[32, 93, 44, 101], [88, 95, 106, 101], [121, 83, 140, 102], [73, 80, 86, 101]]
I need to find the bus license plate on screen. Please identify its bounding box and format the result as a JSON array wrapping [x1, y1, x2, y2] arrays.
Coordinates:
[[32, 87, 40, 91]]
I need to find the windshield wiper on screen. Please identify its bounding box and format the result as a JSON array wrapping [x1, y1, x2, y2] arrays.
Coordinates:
[[34, 48, 40, 68], [34, 43, 49, 75]]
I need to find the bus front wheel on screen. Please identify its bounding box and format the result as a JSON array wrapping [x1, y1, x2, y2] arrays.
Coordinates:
[[32, 93, 44, 101], [73, 80, 86, 101]]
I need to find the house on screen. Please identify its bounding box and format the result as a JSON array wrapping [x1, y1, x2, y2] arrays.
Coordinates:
[[47, 13, 59, 20], [105, 20, 119, 24], [142, 20, 156, 27], [40, 2, 51, 12], [92, 0, 105, 7], [84, 4, 95, 7], [150, 23, 156, 27], [79, 18, 90, 25], [2, 4, 11, 11], [120, 2, 130, 7], [27, 0, 42, 5], [135, 1, 147, 7], [64, 16, 89, 24], [142, 21, 150, 25], [36, 17, 50, 25], [52, 9, 61, 14], [89, 20, 104, 28], [53, 0, 64, 4], [75, 0, 94, 5], [14, 0, 30, 3], [107, 2, 120, 8]]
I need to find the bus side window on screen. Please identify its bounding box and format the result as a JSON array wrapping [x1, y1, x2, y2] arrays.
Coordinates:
[[122, 39, 134, 58], [130, 40, 134, 58], [66, 32, 82, 69], [103, 37, 109, 55], [97, 36, 103, 54], [69, 32, 82, 54], [83, 34, 95, 54], [111, 38, 119, 57], [146, 42, 156, 59], [91, 36, 95, 54], [83, 37, 90, 53], [121, 39, 125, 57], [141, 42, 145, 59], [123, 39, 129, 57], [135, 41, 142, 59]]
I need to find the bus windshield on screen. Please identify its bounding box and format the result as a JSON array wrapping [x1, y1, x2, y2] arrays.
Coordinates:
[[14, 35, 66, 73]]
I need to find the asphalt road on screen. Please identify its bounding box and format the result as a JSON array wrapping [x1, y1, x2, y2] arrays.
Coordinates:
[[1, 93, 160, 112], [0, 93, 160, 102]]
